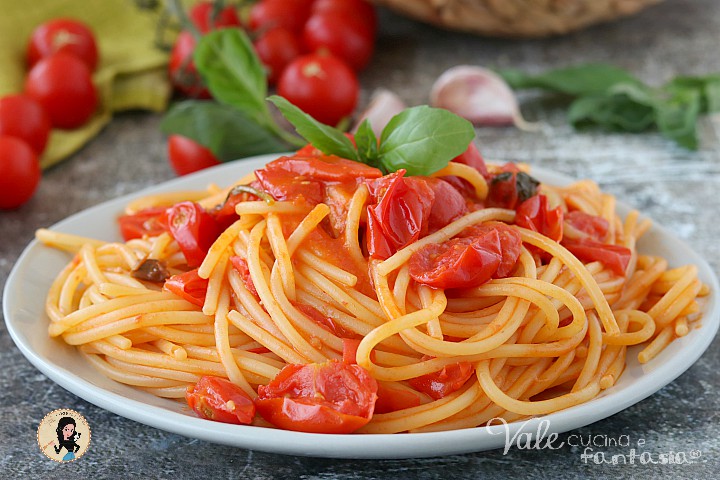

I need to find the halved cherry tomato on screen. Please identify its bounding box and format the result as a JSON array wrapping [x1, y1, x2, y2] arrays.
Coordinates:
[[374, 382, 423, 414], [229, 256, 259, 299], [27, 18, 98, 70], [277, 53, 359, 126], [165, 201, 222, 267], [408, 224, 521, 289], [303, 10, 374, 71], [163, 268, 208, 306], [25, 53, 97, 129], [254, 166, 324, 204], [254, 27, 302, 85], [0, 136, 41, 210], [425, 177, 468, 232], [562, 239, 631, 276], [485, 168, 539, 210], [366, 170, 435, 259], [189, 1, 242, 33], [265, 154, 382, 182], [408, 362, 474, 400], [451, 142, 489, 178], [255, 360, 378, 434], [169, 31, 210, 98], [564, 211, 609, 242], [186, 376, 255, 424], [167, 135, 220, 176], [0, 94, 51, 155], [117, 207, 168, 241], [515, 195, 563, 242]]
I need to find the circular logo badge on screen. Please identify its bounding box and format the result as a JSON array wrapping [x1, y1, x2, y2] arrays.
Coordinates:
[[37, 409, 91, 463]]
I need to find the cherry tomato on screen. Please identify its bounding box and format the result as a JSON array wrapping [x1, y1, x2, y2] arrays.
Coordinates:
[[278, 53, 359, 126], [255, 360, 378, 434], [295, 302, 356, 338], [564, 211, 609, 242], [365, 170, 434, 259], [249, 0, 312, 34], [254, 27, 302, 85], [25, 53, 97, 129], [165, 201, 222, 267], [451, 142, 489, 178], [163, 268, 209, 306], [0, 94, 51, 155], [409, 224, 521, 289], [167, 135, 220, 176], [117, 206, 168, 241], [169, 31, 210, 98], [562, 239, 631, 276], [425, 177, 468, 232], [0, 136, 41, 210], [515, 195, 563, 242], [303, 10, 374, 71], [341, 338, 362, 364], [312, 0, 377, 34], [27, 18, 98, 70], [485, 169, 541, 210], [189, 2, 241, 34], [408, 362, 474, 400], [186, 376, 255, 424], [229, 255, 259, 299], [374, 382, 423, 414]]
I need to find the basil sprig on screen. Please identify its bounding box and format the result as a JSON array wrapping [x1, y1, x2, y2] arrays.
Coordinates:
[[161, 28, 476, 174], [499, 64, 720, 150], [269, 96, 474, 176]]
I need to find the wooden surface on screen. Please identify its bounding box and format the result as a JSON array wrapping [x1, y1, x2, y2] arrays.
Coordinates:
[[1, 0, 718, 478]]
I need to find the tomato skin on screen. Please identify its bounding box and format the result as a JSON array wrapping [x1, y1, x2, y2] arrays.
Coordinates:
[[27, 18, 98, 70], [167, 135, 220, 176], [265, 154, 382, 182], [409, 224, 521, 289], [249, 0, 312, 34], [277, 54, 359, 126], [563, 239, 632, 276], [452, 142, 489, 178], [408, 362, 474, 400], [163, 268, 209, 306], [425, 177, 468, 232], [256, 360, 378, 434], [189, 2, 242, 33], [374, 382, 423, 414], [0, 136, 41, 210], [366, 170, 435, 259], [254, 27, 302, 85], [515, 195, 563, 242], [303, 10, 374, 71], [312, 0, 377, 34], [25, 53, 97, 129], [0, 94, 51, 155], [165, 201, 222, 267], [169, 31, 210, 99], [118, 207, 168, 241], [186, 376, 255, 424], [564, 211, 609, 242], [229, 255, 259, 299]]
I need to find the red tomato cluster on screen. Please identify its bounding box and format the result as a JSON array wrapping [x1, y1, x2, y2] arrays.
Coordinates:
[[167, 0, 377, 176], [0, 18, 99, 209]]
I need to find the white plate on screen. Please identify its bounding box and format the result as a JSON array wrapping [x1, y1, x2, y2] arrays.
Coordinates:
[[4, 154, 719, 459]]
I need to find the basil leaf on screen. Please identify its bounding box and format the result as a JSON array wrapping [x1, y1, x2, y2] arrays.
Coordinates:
[[160, 101, 288, 161], [499, 63, 641, 96], [656, 89, 701, 150], [665, 74, 720, 113], [378, 106, 474, 176], [194, 29, 268, 121], [267, 95, 358, 161], [569, 83, 658, 132], [354, 119, 380, 169]]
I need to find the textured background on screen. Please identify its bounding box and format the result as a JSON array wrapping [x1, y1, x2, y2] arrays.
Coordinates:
[[1, 0, 719, 478]]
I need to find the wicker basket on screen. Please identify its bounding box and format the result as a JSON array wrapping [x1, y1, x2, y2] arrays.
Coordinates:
[[371, 0, 665, 38]]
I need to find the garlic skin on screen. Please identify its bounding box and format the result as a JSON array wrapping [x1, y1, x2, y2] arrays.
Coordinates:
[[353, 89, 407, 136], [430, 65, 521, 127]]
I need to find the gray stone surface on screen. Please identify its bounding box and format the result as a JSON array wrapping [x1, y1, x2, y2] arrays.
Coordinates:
[[1, 0, 719, 478]]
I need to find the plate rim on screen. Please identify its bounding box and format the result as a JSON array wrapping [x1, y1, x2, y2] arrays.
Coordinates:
[[4, 154, 719, 459]]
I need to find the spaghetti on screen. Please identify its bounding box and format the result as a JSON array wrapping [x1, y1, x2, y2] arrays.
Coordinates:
[[37, 150, 709, 434]]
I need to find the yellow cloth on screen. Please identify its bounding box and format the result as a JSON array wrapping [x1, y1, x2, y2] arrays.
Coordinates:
[[0, 0, 172, 168]]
